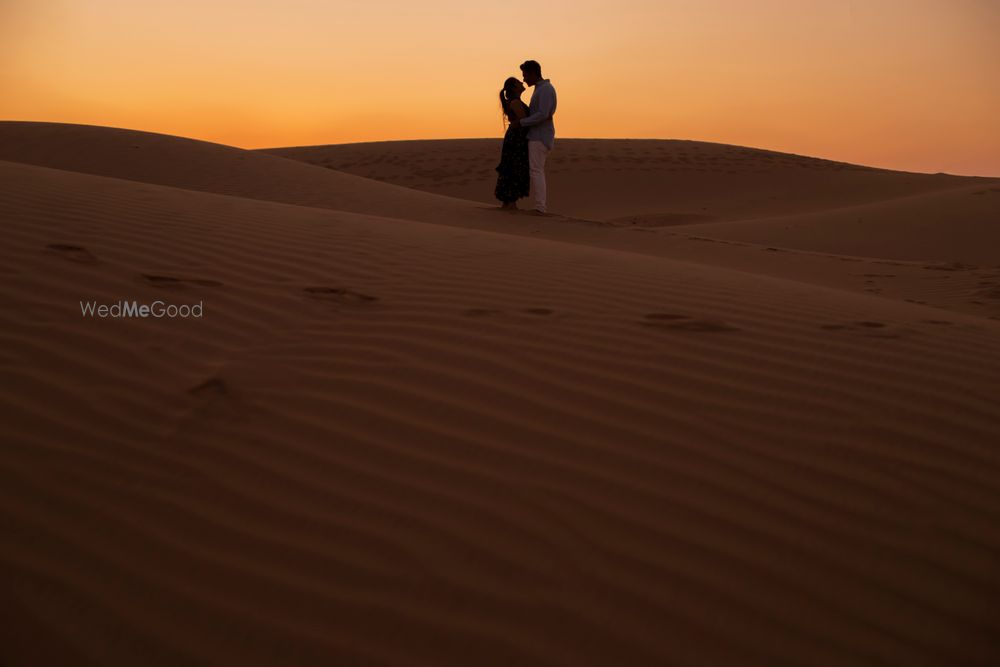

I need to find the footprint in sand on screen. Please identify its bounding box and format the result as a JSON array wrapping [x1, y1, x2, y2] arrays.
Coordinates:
[[188, 377, 229, 397], [820, 321, 901, 338], [641, 313, 740, 332], [141, 274, 223, 288], [47, 243, 99, 264], [924, 262, 976, 272], [303, 286, 378, 303], [462, 308, 503, 317], [643, 313, 687, 321]]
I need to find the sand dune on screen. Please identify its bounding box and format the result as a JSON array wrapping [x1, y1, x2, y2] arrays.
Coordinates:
[[669, 181, 1000, 264], [3, 125, 1000, 666], [261, 138, 989, 222], [265, 136, 1000, 267], [258, 133, 1000, 314], [5, 123, 998, 268], [0, 121, 506, 227]]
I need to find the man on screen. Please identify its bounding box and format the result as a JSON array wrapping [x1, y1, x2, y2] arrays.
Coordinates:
[[516, 60, 557, 215]]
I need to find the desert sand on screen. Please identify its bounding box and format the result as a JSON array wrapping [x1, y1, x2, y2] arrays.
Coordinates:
[[2, 121, 1000, 666]]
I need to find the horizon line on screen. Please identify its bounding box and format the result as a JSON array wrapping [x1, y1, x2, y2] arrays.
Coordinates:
[[4, 118, 999, 180]]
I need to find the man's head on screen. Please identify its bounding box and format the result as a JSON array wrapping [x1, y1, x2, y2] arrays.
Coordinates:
[[520, 60, 542, 86]]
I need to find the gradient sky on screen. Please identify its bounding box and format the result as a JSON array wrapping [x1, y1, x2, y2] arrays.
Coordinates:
[[2, 0, 998, 175]]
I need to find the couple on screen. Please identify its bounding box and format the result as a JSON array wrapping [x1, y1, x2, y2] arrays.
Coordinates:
[[494, 59, 557, 215]]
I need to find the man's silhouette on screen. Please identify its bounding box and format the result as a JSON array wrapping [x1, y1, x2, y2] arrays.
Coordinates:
[[518, 60, 557, 215]]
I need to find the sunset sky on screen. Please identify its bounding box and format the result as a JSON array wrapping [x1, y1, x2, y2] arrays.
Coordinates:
[[2, 0, 998, 175]]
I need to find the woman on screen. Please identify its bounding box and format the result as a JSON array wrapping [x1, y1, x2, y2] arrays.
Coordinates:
[[494, 77, 530, 210]]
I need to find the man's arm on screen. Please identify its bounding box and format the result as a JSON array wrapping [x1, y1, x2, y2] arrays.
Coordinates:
[[509, 101, 528, 127], [519, 86, 555, 127]]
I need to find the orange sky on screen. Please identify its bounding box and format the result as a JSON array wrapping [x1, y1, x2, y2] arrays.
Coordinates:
[[2, 0, 998, 176]]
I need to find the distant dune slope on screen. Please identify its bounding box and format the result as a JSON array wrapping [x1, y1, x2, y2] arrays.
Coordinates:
[[671, 181, 1000, 264], [266, 138, 1000, 265], [0, 122, 501, 226], [261, 138, 987, 222], [3, 157, 1000, 665], [6, 122, 999, 262], [4, 121, 999, 268]]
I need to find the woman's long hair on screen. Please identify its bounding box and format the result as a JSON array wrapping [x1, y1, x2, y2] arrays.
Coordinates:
[[498, 77, 520, 127]]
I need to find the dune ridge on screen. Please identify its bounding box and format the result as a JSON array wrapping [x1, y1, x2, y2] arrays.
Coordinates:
[[669, 181, 1000, 264], [0, 121, 503, 227], [3, 135, 1000, 667], [261, 137, 991, 223], [5, 122, 1000, 320], [262, 135, 1000, 267]]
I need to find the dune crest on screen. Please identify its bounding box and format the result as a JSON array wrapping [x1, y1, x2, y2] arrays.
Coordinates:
[[262, 137, 991, 223]]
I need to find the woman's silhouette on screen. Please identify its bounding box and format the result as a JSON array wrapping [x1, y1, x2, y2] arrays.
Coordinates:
[[494, 77, 530, 210]]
